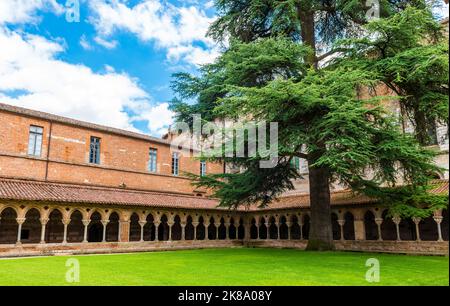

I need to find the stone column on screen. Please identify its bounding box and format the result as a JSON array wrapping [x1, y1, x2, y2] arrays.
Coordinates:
[[192, 222, 199, 240], [215, 223, 220, 240], [82, 220, 90, 243], [154, 222, 160, 241], [255, 224, 259, 240], [433, 215, 444, 242], [299, 219, 304, 240], [101, 220, 109, 242], [225, 222, 231, 239], [375, 218, 383, 241], [265, 221, 269, 240], [181, 223, 186, 241], [16, 217, 26, 245], [168, 221, 174, 241], [286, 222, 292, 240], [337, 219, 345, 241], [39, 218, 49, 244], [62, 218, 71, 244], [392, 216, 401, 241], [412, 217, 422, 241], [275, 222, 280, 240], [139, 221, 147, 242]]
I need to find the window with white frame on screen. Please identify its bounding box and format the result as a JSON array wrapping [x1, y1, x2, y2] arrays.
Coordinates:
[[172, 152, 179, 176], [28, 125, 43, 157], [149, 148, 157, 173]]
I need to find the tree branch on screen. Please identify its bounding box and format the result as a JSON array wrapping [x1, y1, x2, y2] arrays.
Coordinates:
[[315, 48, 348, 62]]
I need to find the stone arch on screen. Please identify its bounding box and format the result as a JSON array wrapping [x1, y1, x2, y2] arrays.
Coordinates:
[[250, 218, 258, 239], [158, 214, 170, 241], [129, 212, 141, 242], [290, 215, 301, 240], [171, 215, 182, 241], [196, 216, 206, 240], [364, 210, 378, 240], [185, 215, 194, 240], [268, 216, 278, 239], [228, 217, 237, 240], [88, 211, 103, 242], [331, 212, 341, 240], [279, 216, 288, 240], [207, 217, 216, 240], [380, 210, 396, 240], [144, 213, 155, 241], [419, 215, 438, 241], [46, 209, 64, 243], [343, 212, 355, 240], [237, 218, 245, 240], [0, 207, 18, 244], [259, 217, 267, 239], [106, 212, 119, 242], [302, 214, 310, 239], [22, 208, 41, 244], [67, 210, 84, 243], [399, 218, 416, 241], [218, 217, 226, 240]]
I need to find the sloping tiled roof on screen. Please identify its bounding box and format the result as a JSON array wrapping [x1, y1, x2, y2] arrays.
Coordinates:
[[0, 178, 220, 210], [258, 180, 449, 211], [0, 178, 447, 211]]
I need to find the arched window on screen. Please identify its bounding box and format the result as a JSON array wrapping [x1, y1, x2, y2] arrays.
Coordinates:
[[343, 212, 355, 241], [302, 215, 310, 240], [106, 212, 119, 242], [259, 217, 267, 239], [129, 213, 141, 242], [0, 208, 17, 244], [22, 208, 41, 244], [290, 215, 301, 240], [279, 216, 288, 240], [46, 209, 64, 243], [185, 216, 195, 240], [228, 218, 237, 240], [144, 214, 155, 241], [218, 218, 226, 240], [171, 215, 182, 241], [88, 212, 103, 242], [208, 217, 216, 240], [238, 218, 245, 240], [331, 213, 341, 240], [196, 217, 206, 240], [67, 210, 84, 243], [250, 218, 258, 239], [158, 215, 169, 241], [364, 210, 378, 240], [381, 210, 397, 241]]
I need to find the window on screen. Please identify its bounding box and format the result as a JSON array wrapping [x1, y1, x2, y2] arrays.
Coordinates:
[[172, 152, 179, 176], [200, 160, 207, 177], [28, 125, 43, 157], [89, 136, 101, 164], [149, 148, 157, 173]]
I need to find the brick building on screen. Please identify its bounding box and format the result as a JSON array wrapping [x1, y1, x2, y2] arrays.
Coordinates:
[[0, 102, 448, 257]]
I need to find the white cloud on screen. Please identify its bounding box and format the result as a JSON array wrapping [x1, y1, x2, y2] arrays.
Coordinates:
[[132, 102, 174, 136], [0, 27, 173, 136], [79, 34, 93, 50], [94, 36, 119, 49], [88, 0, 219, 65], [0, 0, 63, 24]]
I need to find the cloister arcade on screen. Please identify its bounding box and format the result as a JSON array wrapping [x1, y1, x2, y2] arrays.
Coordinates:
[[0, 202, 448, 253]]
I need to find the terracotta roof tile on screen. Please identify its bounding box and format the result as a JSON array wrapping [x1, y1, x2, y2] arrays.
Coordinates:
[[0, 178, 447, 211]]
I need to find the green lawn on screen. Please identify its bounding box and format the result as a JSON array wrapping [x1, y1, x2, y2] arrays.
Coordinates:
[[0, 248, 448, 286]]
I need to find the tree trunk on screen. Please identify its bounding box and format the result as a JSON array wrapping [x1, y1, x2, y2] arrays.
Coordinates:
[[306, 157, 335, 251], [297, 8, 317, 68]]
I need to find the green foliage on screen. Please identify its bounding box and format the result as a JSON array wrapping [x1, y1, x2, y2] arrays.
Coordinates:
[[335, 6, 449, 145], [170, 2, 448, 217]]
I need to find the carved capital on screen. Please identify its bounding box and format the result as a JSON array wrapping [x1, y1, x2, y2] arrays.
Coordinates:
[[374, 218, 383, 226], [101, 220, 110, 226], [138, 221, 147, 227], [392, 216, 401, 225], [16, 218, 26, 225], [40, 218, 49, 225], [412, 217, 421, 225], [82, 219, 91, 226]]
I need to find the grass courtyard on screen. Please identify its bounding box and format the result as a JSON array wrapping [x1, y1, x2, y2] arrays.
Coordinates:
[[0, 248, 448, 286]]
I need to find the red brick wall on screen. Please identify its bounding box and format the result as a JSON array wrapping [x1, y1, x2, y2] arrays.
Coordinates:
[[0, 110, 223, 195]]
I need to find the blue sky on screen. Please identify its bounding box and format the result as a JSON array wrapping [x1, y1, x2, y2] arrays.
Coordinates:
[[0, 0, 219, 136], [0, 0, 448, 136]]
